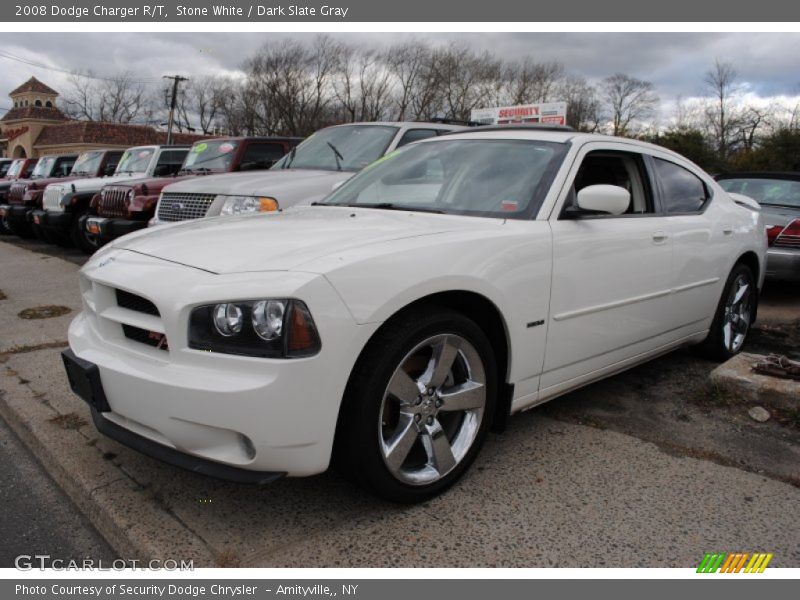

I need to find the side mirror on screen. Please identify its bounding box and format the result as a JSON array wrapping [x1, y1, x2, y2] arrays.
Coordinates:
[[104, 165, 117, 176], [575, 184, 630, 216], [153, 164, 170, 177]]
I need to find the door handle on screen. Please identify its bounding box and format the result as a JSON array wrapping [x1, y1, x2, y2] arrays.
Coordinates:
[[652, 231, 668, 243], [722, 226, 734, 235]]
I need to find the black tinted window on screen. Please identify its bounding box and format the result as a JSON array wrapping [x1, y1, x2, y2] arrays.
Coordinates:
[[54, 156, 77, 176], [156, 150, 189, 175], [241, 143, 286, 170], [654, 158, 708, 213], [397, 129, 438, 148]]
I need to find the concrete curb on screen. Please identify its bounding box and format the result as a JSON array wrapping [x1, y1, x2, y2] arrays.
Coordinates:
[[710, 352, 800, 412], [0, 350, 218, 567]]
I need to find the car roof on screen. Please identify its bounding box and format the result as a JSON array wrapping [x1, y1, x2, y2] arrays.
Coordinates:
[[716, 172, 800, 181], [325, 121, 468, 131], [419, 127, 702, 163]]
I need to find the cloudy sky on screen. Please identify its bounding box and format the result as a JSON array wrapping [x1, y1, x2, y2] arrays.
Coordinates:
[[2, 32, 799, 118]]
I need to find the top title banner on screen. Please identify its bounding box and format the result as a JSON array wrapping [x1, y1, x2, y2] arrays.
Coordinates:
[[4, 0, 800, 22]]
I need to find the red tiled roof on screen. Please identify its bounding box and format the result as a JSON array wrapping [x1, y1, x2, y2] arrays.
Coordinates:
[[34, 120, 207, 147], [9, 77, 59, 97], [1, 105, 69, 123]]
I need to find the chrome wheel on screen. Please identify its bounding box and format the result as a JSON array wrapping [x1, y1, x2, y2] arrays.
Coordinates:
[[722, 273, 752, 354], [378, 334, 486, 486]]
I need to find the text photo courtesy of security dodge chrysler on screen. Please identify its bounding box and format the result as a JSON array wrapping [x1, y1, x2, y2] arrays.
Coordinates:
[[62, 127, 766, 503]]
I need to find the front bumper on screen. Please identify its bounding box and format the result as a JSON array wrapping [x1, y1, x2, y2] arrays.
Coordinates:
[[63, 348, 285, 484], [30, 209, 72, 232], [0, 203, 32, 228], [85, 215, 147, 242], [66, 249, 378, 477], [766, 248, 800, 282]]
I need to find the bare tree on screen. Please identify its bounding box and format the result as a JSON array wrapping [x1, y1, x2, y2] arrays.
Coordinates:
[[333, 45, 393, 122], [499, 59, 564, 106], [558, 75, 600, 132], [434, 43, 500, 121], [703, 59, 742, 161], [384, 41, 432, 121], [245, 35, 341, 136], [63, 71, 153, 124], [601, 73, 659, 136]]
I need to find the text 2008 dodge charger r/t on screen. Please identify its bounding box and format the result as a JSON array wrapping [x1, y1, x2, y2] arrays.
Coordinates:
[[62, 126, 766, 502]]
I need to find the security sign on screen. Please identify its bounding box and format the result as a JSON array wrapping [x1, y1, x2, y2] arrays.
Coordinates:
[[471, 101, 567, 126]]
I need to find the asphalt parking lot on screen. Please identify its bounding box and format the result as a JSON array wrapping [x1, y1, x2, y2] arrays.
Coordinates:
[[1, 236, 798, 568]]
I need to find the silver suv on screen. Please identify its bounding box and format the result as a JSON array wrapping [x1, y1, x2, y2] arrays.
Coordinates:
[[152, 122, 466, 224]]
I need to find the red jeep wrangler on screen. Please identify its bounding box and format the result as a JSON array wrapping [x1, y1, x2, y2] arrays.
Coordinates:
[[0, 153, 77, 238], [85, 136, 301, 245]]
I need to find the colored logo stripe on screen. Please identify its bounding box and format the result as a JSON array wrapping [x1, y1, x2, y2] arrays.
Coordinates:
[[697, 552, 773, 573]]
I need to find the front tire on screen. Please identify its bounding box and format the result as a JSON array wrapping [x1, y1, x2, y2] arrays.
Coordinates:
[[336, 308, 497, 503], [70, 212, 100, 254], [696, 263, 756, 360]]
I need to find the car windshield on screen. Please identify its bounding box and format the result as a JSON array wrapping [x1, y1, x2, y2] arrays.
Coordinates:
[[116, 147, 155, 174], [70, 151, 104, 176], [320, 138, 567, 219], [6, 160, 23, 178], [272, 125, 399, 172], [719, 178, 800, 209], [0, 162, 12, 177], [30, 156, 56, 178], [181, 140, 239, 173]]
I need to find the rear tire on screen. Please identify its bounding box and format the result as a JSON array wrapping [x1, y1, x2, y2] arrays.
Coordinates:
[[696, 263, 756, 361], [335, 307, 497, 503]]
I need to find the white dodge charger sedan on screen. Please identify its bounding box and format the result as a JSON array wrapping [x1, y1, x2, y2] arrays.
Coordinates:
[[62, 126, 766, 502]]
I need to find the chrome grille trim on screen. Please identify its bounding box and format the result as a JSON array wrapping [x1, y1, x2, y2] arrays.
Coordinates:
[[43, 185, 65, 211], [99, 186, 131, 218], [7, 183, 26, 205], [156, 192, 216, 222]]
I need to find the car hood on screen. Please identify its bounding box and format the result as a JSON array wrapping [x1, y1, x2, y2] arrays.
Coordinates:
[[162, 168, 354, 205], [112, 205, 491, 274], [66, 172, 151, 193]]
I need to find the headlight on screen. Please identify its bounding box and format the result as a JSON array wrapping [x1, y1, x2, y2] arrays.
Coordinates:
[[218, 195, 279, 216], [189, 298, 320, 358]]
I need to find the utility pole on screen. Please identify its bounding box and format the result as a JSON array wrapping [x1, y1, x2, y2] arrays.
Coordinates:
[[163, 75, 189, 145]]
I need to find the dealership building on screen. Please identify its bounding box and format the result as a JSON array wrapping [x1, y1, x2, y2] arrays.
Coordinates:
[[0, 77, 201, 158]]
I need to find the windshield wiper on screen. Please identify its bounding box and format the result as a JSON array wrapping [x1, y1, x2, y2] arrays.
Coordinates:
[[283, 145, 297, 169], [327, 141, 344, 171], [337, 202, 444, 214]]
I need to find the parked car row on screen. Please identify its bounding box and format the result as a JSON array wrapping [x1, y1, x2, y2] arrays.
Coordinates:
[[54, 124, 770, 502], [1, 121, 467, 258]]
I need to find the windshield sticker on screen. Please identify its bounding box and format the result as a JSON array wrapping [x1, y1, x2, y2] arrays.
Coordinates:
[[365, 150, 401, 169], [139, 150, 152, 158], [193, 142, 208, 153], [219, 143, 234, 153]]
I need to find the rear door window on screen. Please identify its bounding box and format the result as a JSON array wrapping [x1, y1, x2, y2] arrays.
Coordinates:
[[653, 158, 710, 214], [397, 128, 439, 148], [240, 143, 288, 170]]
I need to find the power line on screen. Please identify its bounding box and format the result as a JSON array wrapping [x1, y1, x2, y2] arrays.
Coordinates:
[[0, 49, 164, 85]]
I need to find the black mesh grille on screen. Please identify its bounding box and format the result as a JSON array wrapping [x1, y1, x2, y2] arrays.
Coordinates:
[[121, 324, 168, 351], [115, 289, 160, 316]]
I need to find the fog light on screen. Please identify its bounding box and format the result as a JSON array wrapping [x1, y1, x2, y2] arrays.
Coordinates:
[[213, 303, 243, 337]]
